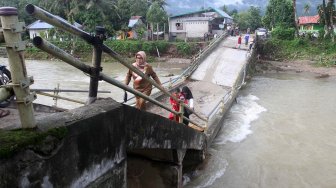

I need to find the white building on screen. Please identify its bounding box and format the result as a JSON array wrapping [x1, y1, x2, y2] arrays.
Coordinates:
[[169, 7, 233, 40], [27, 18, 82, 39], [26, 20, 54, 39]]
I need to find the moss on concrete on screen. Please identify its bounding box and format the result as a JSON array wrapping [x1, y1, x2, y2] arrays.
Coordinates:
[[0, 127, 67, 159]]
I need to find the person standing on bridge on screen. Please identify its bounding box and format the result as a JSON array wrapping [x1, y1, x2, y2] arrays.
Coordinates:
[[236, 35, 242, 49], [182, 86, 194, 126], [244, 33, 250, 46], [125, 51, 162, 110], [168, 88, 186, 123]]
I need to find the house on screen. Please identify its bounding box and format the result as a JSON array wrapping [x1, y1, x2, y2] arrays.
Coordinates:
[[27, 17, 82, 39], [169, 7, 233, 40], [26, 20, 54, 39], [298, 15, 322, 34], [127, 16, 145, 39]]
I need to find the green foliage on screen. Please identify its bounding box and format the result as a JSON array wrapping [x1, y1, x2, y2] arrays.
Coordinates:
[[262, 0, 295, 29], [316, 55, 336, 67], [234, 6, 262, 31], [271, 27, 295, 40], [104, 40, 170, 56], [0, 127, 67, 159], [175, 42, 197, 56], [317, 2, 336, 29], [257, 36, 336, 63], [246, 7, 263, 31], [135, 26, 146, 40], [256, 38, 281, 59], [146, 2, 168, 24], [26, 38, 198, 59]]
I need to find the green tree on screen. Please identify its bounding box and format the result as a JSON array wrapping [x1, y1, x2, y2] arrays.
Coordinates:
[[130, 0, 148, 18], [234, 6, 262, 31], [149, 0, 167, 9], [116, 0, 132, 29], [262, 0, 295, 29], [222, 5, 229, 13], [304, 3, 311, 15], [0, 0, 39, 24], [146, 2, 167, 40], [293, 0, 298, 36], [246, 6, 262, 31], [317, 0, 336, 40]]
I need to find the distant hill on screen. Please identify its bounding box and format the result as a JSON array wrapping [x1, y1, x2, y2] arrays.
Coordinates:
[[165, 0, 321, 17]]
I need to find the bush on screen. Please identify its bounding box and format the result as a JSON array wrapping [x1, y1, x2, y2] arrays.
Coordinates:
[[271, 27, 295, 40], [257, 38, 281, 59], [26, 38, 200, 59], [176, 42, 193, 56]]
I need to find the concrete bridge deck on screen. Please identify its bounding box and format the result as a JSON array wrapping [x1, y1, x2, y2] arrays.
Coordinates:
[[147, 36, 249, 134]]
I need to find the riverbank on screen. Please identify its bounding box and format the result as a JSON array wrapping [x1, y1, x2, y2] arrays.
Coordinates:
[[255, 59, 336, 78]]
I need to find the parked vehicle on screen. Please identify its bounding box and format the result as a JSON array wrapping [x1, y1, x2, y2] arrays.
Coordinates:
[[256, 28, 268, 39], [0, 65, 12, 108]]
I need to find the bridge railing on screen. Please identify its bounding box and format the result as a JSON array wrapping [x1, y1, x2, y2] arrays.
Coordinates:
[[25, 4, 208, 129], [0, 7, 36, 128]]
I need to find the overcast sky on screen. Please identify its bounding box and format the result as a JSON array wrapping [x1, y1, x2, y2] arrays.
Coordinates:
[[166, 0, 247, 15]]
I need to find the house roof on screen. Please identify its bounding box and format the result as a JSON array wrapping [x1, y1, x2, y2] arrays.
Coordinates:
[[128, 16, 142, 28], [27, 17, 82, 30], [298, 15, 320, 25], [27, 20, 54, 29], [183, 17, 213, 21], [170, 6, 232, 20]]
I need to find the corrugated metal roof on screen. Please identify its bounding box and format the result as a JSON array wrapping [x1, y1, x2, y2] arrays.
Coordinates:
[[298, 15, 320, 25], [128, 20, 138, 28], [211, 6, 232, 19], [170, 6, 232, 19], [128, 16, 142, 28], [27, 17, 82, 30], [183, 17, 213, 21], [27, 20, 53, 29]]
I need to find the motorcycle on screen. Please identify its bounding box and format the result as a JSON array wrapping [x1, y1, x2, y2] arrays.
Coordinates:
[[0, 65, 12, 108]]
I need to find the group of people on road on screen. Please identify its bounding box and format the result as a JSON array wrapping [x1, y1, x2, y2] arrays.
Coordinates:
[[125, 51, 194, 126], [236, 28, 255, 51]]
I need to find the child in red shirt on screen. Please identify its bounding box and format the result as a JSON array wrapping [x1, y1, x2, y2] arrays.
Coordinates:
[[236, 35, 242, 49], [168, 88, 186, 123]]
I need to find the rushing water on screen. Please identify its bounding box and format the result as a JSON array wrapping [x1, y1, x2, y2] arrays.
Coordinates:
[[0, 57, 188, 109], [186, 72, 336, 188]]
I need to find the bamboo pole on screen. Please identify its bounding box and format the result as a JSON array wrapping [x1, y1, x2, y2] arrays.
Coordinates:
[[36, 92, 85, 104], [31, 37, 204, 128], [26, 6, 207, 122], [0, 7, 36, 128]]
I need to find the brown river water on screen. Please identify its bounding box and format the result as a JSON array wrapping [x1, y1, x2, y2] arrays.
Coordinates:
[[0, 57, 188, 109], [185, 72, 336, 188]]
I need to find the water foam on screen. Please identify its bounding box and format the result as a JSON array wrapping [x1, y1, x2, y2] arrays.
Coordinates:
[[193, 167, 227, 188], [215, 94, 267, 145]]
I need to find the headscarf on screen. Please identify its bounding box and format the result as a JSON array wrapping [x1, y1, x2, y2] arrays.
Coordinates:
[[135, 51, 148, 69]]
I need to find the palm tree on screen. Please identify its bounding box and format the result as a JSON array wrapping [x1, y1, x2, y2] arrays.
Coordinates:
[[327, 0, 335, 41], [318, 0, 330, 38], [304, 3, 311, 16], [293, 0, 299, 37], [40, 0, 117, 23]]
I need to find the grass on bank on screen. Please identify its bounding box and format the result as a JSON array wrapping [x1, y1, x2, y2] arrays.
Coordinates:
[[0, 127, 67, 159], [258, 38, 336, 67], [25, 39, 206, 62]]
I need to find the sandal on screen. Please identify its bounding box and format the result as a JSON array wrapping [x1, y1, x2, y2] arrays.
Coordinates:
[[0, 109, 10, 118]]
